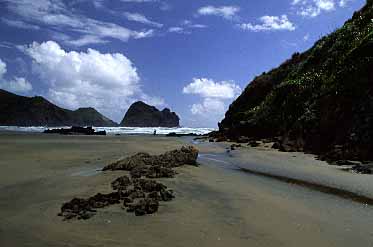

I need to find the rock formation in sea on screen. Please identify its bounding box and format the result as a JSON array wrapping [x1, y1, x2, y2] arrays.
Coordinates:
[[0, 89, 117, 127], [44, 126, 107, 135], [120, 101, 180, 127], [215, 1, 373, 162]]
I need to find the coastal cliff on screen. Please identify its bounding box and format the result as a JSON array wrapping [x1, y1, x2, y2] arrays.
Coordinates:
[[120, 101, 180, 127], [217, 0, 373, 161], [0, 89, 117, 127]]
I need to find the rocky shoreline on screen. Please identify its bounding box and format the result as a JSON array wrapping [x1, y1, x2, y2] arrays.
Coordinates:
[[58, 146, 199, 220], [206, 132, 373, 175]]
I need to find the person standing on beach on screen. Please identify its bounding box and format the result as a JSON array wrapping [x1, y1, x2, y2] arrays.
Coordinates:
[[153, 130, 157, 135]]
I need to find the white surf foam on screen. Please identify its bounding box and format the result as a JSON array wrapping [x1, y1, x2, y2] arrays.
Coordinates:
[[0, 126, 215, 135]]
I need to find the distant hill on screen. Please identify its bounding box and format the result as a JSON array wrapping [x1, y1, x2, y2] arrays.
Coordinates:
[[120, 101, 180, 127], [0, 89, 117, 127], [218, 1, 373, 161]]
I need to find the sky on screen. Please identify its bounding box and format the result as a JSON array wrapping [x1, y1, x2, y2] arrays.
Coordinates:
[[0, 0, 366, 127]]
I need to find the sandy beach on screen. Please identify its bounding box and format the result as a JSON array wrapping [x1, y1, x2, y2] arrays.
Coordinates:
[[1, 132, 373, 247]]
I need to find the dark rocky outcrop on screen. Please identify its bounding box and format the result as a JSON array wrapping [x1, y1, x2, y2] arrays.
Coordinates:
[[120, 101, 179, 127], [217, 1, 373, 162], [58, 146, 198, 220], [0, 89, 117, 127], [44, 126, 106, 135], [166, 132, 200, 137], [103, 146, 199, 171]]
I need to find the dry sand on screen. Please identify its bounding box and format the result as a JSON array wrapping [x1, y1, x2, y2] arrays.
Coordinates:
[[1, 132, 373, 247]]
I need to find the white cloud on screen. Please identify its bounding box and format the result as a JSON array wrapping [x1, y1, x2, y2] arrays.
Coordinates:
[[1, 18, 40, 30], [182, 20, 208, 29], [0, 60, 6, 77], [183, 78, 241, 123], [190, 98, 226, 115], [21, 41, 161, 121], [4, 0, 154, 46], [168, 20, 207, 34], [0, 58, 32, 93], [183, 78, 241, 99], [239, 15, 296, 32], [291, 0, 344, 17], [304, 33, 310, 41], [64, 35, 109, 47], [197, 5, 240, 20], [168, 27, 187, 34], [124, 12, 163, 28], [120, 0, 157, 2]]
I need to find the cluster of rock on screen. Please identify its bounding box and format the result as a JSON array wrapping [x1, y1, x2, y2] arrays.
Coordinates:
[[44, 126, 106, 135], [58, 146, 199, 220]]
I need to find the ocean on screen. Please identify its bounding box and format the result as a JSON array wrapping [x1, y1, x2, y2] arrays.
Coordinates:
[[0, 126, 215, 135]]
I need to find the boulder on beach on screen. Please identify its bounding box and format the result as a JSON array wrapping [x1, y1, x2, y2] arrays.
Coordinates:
[[103, 146, 199, 172]]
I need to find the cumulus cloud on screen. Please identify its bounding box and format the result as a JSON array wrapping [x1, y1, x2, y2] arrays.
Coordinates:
[[197, 5, 240, 20], [183, 78, 241, 124], [291, 0, 348, 17], [183, 78, 241, 99], [190, 98, 226, 115], [21, 41, 161, 121], [0, 58, 32, 93], [3, 0, 154, 46], [239, 15, 296, 32]]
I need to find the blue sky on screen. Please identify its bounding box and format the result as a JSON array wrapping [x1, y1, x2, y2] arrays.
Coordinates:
[[0, 0, 366, 127]]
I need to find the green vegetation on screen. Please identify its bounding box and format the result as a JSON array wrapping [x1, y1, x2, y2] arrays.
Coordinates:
[[220, 1, 373, 160]]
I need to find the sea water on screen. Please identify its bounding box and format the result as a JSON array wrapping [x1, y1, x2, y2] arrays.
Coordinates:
[[0, 126, 215, 135]]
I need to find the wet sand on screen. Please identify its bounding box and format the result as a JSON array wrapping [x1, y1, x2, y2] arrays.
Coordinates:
[[1, 132, 373, 246]]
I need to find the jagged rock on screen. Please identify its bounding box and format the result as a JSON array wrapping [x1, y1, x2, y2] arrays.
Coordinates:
[[147, 191, 161, 201], [103, 146, 199, 171], [134, 179, 167, 193], [44, 126, 106, 136], [237, 136, 250, 143], [230, 144, 242, 150], [59, 192, 120, 220], [351, 165, 372, 174], [272, 142, 281, 150], [103, 153, 151, 171], [160, 189, 174, 201], [130, 165, 150, 179], [120, 101, 180, 127], [249, 141, 260, 147], [111, 176, 131, 190], [146, 165, 176, 178], [166, 132, 199, 137], [127, 199, 159, 216]]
